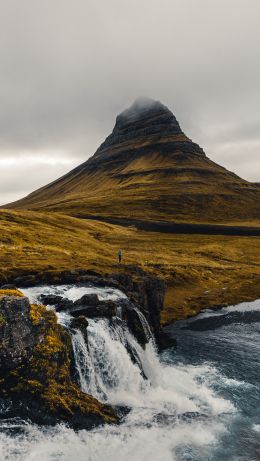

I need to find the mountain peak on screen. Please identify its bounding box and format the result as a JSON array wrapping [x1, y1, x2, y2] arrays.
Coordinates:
[[117, 97, 169, 122], [115, 96, 180, 132], [94, 97, 188, 158], [90, 97, 206, 162]]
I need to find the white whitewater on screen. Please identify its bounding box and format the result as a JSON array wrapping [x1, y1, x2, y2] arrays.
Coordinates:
[[3, 284, 236, 461]]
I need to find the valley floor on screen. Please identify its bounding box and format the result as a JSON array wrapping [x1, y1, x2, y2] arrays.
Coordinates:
[[1, 209, 260, 324]]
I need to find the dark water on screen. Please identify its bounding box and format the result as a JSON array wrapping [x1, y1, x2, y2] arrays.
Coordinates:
[[0, 286, 259, 461], [164, 299, 260, 460]]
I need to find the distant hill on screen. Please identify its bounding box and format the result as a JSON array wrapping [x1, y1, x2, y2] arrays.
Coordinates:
[[6, 97, 260, 223]]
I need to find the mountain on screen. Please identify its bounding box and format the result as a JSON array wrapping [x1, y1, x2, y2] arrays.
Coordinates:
[[6, 97, 260, 223]]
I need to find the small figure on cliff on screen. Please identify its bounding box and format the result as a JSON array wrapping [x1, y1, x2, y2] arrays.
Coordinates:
[[118, 249, 123, 264]]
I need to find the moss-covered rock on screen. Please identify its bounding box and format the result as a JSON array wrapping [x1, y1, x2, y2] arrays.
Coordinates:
[[0, 288, 24, 297], [0, 292, 117, 428]]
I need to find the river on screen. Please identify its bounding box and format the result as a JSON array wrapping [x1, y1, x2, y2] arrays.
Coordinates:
[[0, 285, 259, 461]]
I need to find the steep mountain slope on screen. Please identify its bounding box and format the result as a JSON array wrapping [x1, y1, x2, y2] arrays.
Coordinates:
[[7, 98, 260, 223]]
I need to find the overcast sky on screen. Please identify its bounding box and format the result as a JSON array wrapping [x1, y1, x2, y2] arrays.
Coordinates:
[[0, 0, 259, 205]]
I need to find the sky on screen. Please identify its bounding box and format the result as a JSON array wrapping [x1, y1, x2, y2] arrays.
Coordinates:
[[0, 0, 259, 205]]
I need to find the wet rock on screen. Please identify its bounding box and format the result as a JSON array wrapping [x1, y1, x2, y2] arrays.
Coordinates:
[[112, 267, 166, 341], [70, 300, 117, 319], [13, 274, 38, 287], [121, 302, 148, 347], [39, 294, 63, 305], [70, 315, 89, 330], [157, 330, 177, 351], [39, 294, 74, 311], [74, 293, 99, 307], [0, 284, 17, 290], [70, 315, 89, 346], [0, 295, 37, 371], [183, 310, 260, 331], [7, 264, 166, 347]]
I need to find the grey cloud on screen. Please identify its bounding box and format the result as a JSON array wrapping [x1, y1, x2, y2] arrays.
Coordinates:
[[0, 0, 259, 203]]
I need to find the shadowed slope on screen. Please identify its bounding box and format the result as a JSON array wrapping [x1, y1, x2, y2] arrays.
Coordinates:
[[7, 98, 260, 223]]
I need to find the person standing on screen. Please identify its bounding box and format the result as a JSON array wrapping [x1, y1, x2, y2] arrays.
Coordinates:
[[118, 249, 122, 264]]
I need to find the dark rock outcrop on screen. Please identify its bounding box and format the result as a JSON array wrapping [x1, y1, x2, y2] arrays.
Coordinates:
[[91, 97, 205, 168], [74, 293, 99, 307], [112, 267, 166, 342], [0, 295, 37, 371], [70, 300, 117, 319], [70, 316, 89, 345], [39, 294, 74, 311], [119, 299, 149, 347], [5, 265, 168, 348], [70, 315, 89, 330], [157, 330, 177, 350]]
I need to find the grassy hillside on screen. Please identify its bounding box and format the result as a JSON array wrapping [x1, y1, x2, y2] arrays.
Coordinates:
[[1, 209, 260, 324], [7, 152, 260, 224]]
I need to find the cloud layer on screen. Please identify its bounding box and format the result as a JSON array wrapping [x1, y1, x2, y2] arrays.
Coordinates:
[[1, 0, 259, 204]]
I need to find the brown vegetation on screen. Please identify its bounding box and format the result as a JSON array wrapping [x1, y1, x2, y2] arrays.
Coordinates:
[[0, 209, 259, 324]]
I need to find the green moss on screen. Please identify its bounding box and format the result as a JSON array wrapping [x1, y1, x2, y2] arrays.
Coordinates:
[[0, 289, 24, 298], [30, 303, 48, 325]]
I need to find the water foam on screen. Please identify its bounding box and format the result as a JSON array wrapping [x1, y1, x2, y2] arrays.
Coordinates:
[[8, 284, 236, 461]]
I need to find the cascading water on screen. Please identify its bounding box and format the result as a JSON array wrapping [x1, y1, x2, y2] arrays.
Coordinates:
[[70, 318, 152, 403], [1, 285, 259, 461], [29, 285, 160, 403]]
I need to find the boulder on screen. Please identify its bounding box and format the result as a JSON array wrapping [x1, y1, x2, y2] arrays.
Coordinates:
[[70, 300, 117, 319], [74, 293, 99, 307], [70, 315, 89, 346], [70, 315, 89, 330], [13, 274, 37, 287], [0, 295, 37, 371], [157, 330, 177, 351], [39, 294, 74, 311], [0, 293, 118, 429]]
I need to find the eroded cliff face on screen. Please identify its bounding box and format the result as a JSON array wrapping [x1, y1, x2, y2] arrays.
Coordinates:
[[90, 97, 205, 168], [0, 290, 117, 429], [111, 267, 166, 340]]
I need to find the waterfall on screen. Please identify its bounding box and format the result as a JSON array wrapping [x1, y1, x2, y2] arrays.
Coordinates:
[[8, 284, 239, 461], [69, 316, 159, 404], [22, 284, 234, 415], [131, 305, 156, 348], [23, 284, 160, 405]]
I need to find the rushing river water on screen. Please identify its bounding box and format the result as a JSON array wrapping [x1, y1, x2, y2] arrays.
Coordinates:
[[0, 285, 259, 461]]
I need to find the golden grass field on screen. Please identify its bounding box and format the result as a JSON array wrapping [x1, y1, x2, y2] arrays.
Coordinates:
[[8, 150, 260, 224], [1, 209, 260, 325]]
